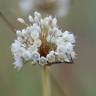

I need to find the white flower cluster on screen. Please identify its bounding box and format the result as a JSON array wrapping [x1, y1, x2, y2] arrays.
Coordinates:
[[11, 11, 76, 70]]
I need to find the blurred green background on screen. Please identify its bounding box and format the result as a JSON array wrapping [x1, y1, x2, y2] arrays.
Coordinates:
[[0, 0, 96, 96]]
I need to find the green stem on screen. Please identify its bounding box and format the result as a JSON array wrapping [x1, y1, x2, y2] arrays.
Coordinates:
[[42, 65, 51, 96]]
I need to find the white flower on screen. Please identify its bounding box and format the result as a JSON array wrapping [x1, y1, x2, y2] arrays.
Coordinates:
[[33, 12, 41, 24], [17, 37, 23, 43], [40, 19, 44, 28], [47, 51, 55, 63], [57, 43, 73, 53], [17, 18, 25, 23], [39, 56, 47, 66], [22, 50, 32, 61], [43, 16, 52, 28], [11, 40, 21, 53], [16, 30, 22, 37], [47, 27, 62, 43], [11, 11, 76, 70], [63, 56, 70, 62], [32, 23, 41, 32], [64, 43, 74, 54], [56, 53, 65, 62], [56, 31, 75, 51], [32, 52, 40, 62], [28, 45, 38, 53], [33, 39, 42, 47], [48, 16, 52, 22], [34, 16, 40, 24], [52, 17, 57, 27], [62, 31, 75, 44], [34, 11, 41, 19], [55, 52, 70, 63], [11, 42, 26, 70], [52, 27, 62, 37], [22, 29, 28, 37], [71, 51, 76, 59], [56, 45, 65, 54], [47, 35, 56, 43], [28, 15, 33, 23], [19, 47, 26, 54], [43, 17, 49, 27], [30, 24, 41, 40], [56, 42, 75, 62], [31, 30, 39, 40]]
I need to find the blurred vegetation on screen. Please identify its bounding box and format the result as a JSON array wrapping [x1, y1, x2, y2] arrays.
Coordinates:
[[0, 0, 96, 96]]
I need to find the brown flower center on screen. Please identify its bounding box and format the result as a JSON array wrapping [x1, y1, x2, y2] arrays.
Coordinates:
[[39, 30, 50, 57]]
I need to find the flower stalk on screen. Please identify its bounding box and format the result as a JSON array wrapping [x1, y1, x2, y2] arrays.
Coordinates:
[[42, 65, 51, 96]]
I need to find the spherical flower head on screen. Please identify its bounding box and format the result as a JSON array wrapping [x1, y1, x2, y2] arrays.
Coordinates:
[[11, 11, 76, 70]]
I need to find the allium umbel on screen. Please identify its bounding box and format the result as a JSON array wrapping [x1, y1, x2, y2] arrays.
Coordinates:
[[11, 12, 76, 70]]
